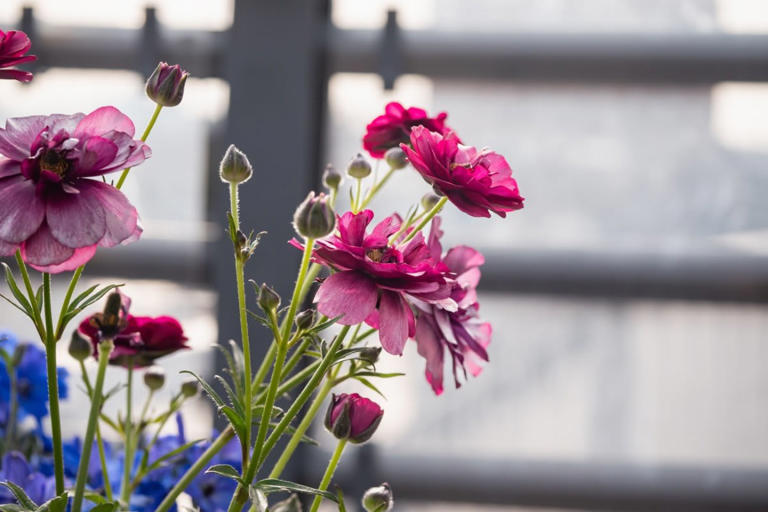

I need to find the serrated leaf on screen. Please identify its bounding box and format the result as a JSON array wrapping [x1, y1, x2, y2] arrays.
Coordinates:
[[180, 371, 225, 408], [219, 405, 246, 441], [0, 481, 38, 509], [206, 464, 243, 483], [254, 479, 338, 502], [214, 375, 243, 414], [352, 376, 386, 399]]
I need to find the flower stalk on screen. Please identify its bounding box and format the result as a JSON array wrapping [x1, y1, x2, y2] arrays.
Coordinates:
[[401, 196, 448, 244], [116, 103, 162, 190], [120, 364, 135, 504], [309, 438, 348, 512], [42, 272, 66, 495]]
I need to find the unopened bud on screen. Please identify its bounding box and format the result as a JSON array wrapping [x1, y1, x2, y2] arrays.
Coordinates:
[[384, 147, 408, 170], [293, 191, 336, 239], [347, 153, 372, 179], [68, 331, 92, 362], [145, 62, 189, 107], [270, 494, 302, 512], [359, 347, 381, 365], [362, 483, 393, 512], [181, 378, 199, 397], [258, 283, 281, 312], [98, 291, 126, 338], [421, 193, 440, 211], [322, 164, 342, 191], [143, 366, 166, 391], [219, 144, 253, 185], [324, 393, 383, 444], [295, 309, 315, 331]]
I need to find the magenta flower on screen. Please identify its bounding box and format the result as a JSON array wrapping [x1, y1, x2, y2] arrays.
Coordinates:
[[78, 291, 189, 368], [324, 392, 383, 444], [292, 210, 453, 355], [0, 107, 151, 272], [363, 102, 451, 158], [0, 30, 36, 82], [410, 218, 491, 395], [402, 125, 524, 218]]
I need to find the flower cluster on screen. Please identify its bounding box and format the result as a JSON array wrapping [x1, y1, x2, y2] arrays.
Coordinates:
[[0, 30, 36, 83]]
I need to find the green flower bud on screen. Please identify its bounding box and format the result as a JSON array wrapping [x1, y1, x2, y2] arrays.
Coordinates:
[[219, 144, 253, 185], [322, 164, 342, 190], [293, 191, 336, 239], [143, 366, 166, 391], [145, 62, 189, 107], [181, 378, 199, 397], [295, 308, 315, 331], [258, 283, 281, 312], [384, 147, 408, 170], [421, 193, 440, 211], [68, 331, 92, 362], [362, 483, 393, 512], [347, 153, 372, 179], [359, 346, 381, 365]]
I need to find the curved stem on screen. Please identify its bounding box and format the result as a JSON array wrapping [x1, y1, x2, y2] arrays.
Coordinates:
[[54, 265, 83, 340], [358, 166, 395, 210], [309, 439, 347, 512], [79, 360, 113, 501], [401, 196, 448, 244], [120, 365, 135, 504], [116, 103, 162, 190], [72, 339, 113, 512], [42, 273, 65, 495]]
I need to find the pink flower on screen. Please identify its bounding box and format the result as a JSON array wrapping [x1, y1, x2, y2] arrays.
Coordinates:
[[402, 125, 524, 218], [292, 210, 453, 355], [78, 291, 189, 368], [410, 218, 491, 395], [0, 107, 151, 272], [363, 102, 451, 158], [0, 30, 36, 82], [324, 392, 383, 444]]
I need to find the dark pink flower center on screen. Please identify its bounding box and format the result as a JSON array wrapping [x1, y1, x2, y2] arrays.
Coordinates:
[[39, 149, 71, 178], [366, 246, 396, 263]]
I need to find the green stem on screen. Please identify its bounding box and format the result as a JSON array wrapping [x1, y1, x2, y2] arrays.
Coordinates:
[[78, 360, 113, 501], [72, 339, 113, 512], [42, 273, 65, 495], [268, 378, 333, 479], [281, 239, 315, 343], [14, 251, 44, 339], [120, 365, 135, 504], [358, 166, 395, 210], [353, 178, 363, 213], [309, 439, 348, 512], [230, 181, 254, 464], [401, 196, 448, 244], [54, 265, 83, 340], [153, 427, 236, 512], [116, 103, 162, 190], [4, 358, 17, 447]]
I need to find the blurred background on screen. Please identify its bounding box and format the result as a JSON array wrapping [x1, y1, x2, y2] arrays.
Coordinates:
[[2, 0, 768, 510]]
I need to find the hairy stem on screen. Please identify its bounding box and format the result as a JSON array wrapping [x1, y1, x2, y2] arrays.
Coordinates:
[[42, 272, 65, 495], [116, 103, 162, 190], [309, 439, 348, 512]]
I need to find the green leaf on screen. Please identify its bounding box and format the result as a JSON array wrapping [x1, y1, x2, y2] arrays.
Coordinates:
[[336, 487, 347, 512], [142, 438, 205, 475], [68, 284, 99, 310], [2, 264, 34, 318], [0, 481, 38, 509], [352, 376, 386, 399], [214, 375, 243, 414], [310, 316, 344, 333], [58, 284, 123, 334], [83, 492, 108, 505], [34, 285, 43, 314], [0, 504, 25, 512], [180, 371, 225, 408], [0, 293, 31, 317], [248, 487, 268, 512], [206, 464, 243, 484], [351, 371, 405, 379], [34, 494, 68, 512], [87, 504, 119, 512], [216, 341, 243, 397], [254, 478, 338, 502], [219, 405, 246, 441]]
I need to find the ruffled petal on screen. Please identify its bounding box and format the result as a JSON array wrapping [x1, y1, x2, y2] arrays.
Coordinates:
[[314, 271, 377, 325], [45, 186, 107, 248], [377, 290, 411, 355], [0, 175, 45, 243], [74, 106, 136, 139], [76, 180, 139, 247], [415, 313, 445, 395]]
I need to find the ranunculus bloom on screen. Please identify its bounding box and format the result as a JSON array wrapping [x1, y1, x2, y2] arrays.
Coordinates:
[[292, 210, 453, 355], [410, 218, 491, 395], [324, 392, 383, 444], [363, 102, 451, 158], [79, 291, 189, 368], [0, 30, 36, 82], [0, 107, 151, 272], [403, 125, 524, 218]]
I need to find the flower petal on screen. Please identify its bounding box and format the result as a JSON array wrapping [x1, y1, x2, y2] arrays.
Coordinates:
[[74, 106, 136, 139], [415, 313, 445, 395], [73, 136, 118, 175], [46, 186, 107, 248], [377, 290, 412, 355], [0, 175, 45, 243], [314, 271, 377, 325], [76, 180, 139, 247]]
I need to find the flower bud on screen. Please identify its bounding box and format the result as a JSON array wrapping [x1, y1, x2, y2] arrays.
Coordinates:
[[421, 193, 440, 211], [181, 378, 199, 397], [68, 331, 92, 362], [145, 61, 189, 107], [324, 393, 383, 444], [270, 494, 302, 512], [362, 483, 393, 512], [384, 147, 408, 170], [347, 153, 372, 179], [94, 290, 130, 338], [322, 164, 342, 191], [143, 366, 166, 391], [359, 347, 381, 365], [258, 283, 281, 312], [295, 308, 315, 331], [219, 144, 253, 185], [293, 191, 336, 239]]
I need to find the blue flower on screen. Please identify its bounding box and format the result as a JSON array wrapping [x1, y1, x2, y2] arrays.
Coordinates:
[[0, 452, 56, 506]]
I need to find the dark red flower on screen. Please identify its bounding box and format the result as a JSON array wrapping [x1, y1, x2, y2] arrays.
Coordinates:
[[79, 291, 189, 368], [363, 102, 451, 158], [324, 392, 383, 444], [410, 218, 491, 395], [291, 210, 453, 356], [403, 125, 524, 218], [0, 30, 36, 82]]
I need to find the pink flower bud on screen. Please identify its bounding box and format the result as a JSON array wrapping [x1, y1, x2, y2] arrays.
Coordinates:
[[324, 393, 383, 444], [145, 61, 189, 107]]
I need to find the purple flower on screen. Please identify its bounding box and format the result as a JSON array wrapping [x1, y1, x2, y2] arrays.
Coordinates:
[[145, 62, 189, 107], [410, 218, 492, 395], [402, 125, 524, 218], [292, 210, 453, 355], [0, 452, 56, 505], [363, 102, 451, 158], [324, 393, 383, 444], [0, 107, 151, 272], [0, 30, 36, 83]]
